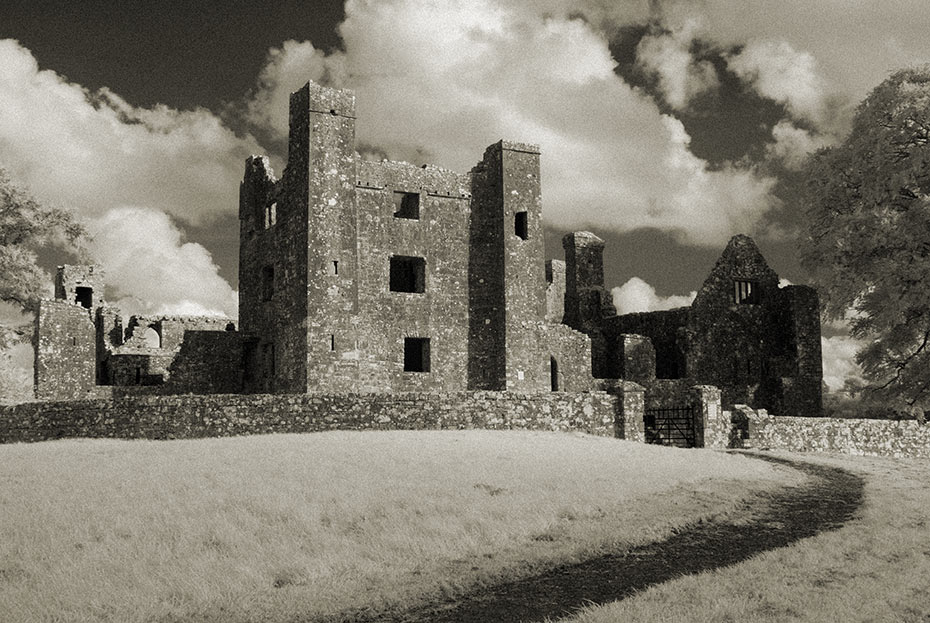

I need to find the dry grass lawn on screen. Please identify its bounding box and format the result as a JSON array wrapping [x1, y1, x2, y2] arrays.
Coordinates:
[[565, 450, 930, 623], [0, 430, 798, 622]]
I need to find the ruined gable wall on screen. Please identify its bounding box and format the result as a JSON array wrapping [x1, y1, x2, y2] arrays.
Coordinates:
[[687, 236, 781, 398], [686, 235, 823, 415], [354, 160, 472, 392], [34, 300, 96, 400]]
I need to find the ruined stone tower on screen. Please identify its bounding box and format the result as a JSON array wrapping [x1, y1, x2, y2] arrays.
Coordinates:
[[235, 81, 594, 394]]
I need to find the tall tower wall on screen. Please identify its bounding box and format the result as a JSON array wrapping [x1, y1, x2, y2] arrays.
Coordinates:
[[295, 83, 361, 392], [467, 141, 548, 391]]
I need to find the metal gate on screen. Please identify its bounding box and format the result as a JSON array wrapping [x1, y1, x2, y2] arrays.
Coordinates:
[[644, 406, 697, 448]]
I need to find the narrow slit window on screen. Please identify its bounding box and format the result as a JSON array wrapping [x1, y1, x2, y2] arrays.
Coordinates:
[[393, 192, 420, 219], [264, 202, 277, 229], [734, 279, 760, 305], [389, 256, 426, 293], [404, 337, 430, 372], [515, 211, 528, 240], [333, 260, 339, 275], [550, 357, 559, 391], [261, 265, 275, 301], [330, 334, 336, 351], [75, 286, 93, 309]]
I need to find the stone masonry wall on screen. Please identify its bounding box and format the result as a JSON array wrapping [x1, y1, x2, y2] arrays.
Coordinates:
[[34, 300, 96, 400], [0, 391, 627, 444], [355, 160, 472, 392], [603, 308, 690, 380], [736, 410, 930, 458]]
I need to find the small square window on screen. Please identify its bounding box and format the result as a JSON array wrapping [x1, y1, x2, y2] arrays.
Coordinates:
[[404, 337, 430, 372], [75, 286, 93, 309], [734, 279, 760, 305], [515, 211, 528, 240], [393, 192, 420, 219], [389, 256, 426, 293]]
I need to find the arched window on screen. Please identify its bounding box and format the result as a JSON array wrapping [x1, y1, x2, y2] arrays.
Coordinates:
[[142, 326, 161, 349]]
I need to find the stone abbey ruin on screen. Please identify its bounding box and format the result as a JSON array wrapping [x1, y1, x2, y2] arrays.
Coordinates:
[[25, 80, 831, 450]]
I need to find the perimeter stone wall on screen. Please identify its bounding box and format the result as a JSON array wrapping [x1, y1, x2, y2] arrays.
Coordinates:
[[0, 390, 641, 445], [732, 407, 930, 458]]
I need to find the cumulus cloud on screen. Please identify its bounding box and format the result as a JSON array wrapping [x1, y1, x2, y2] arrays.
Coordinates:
[[635, 20, 718, 110], [0, 40, 261, 224], [247, 0, 777, 246], [611, 277, 696, 315], [765, 120, 830, 169], [821, 335, 865, 393], [0, 39, 255, 317], [88, 207, 238, 318], [727, 40, 826, 125], [642, 0, 930, 106]]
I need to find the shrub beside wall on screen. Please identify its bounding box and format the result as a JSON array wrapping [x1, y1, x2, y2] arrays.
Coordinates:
[[0, 391, 636, 444]]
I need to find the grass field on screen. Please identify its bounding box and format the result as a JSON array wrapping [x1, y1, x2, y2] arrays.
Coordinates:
[[564, 451, 930, 623], [0, 430, 798, 622]]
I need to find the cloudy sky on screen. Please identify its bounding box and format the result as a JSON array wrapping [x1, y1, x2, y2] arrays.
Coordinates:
[[3, 0, 930, 390]]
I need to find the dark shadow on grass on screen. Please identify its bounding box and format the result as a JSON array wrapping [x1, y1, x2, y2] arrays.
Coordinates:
[[315, 454, 864, 623]]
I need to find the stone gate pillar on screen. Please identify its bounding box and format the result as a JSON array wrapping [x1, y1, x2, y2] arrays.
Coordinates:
[[691, 385, 723, 449]]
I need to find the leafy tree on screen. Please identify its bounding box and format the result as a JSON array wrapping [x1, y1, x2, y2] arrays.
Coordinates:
[[0, 167, 87, 351], [802, 66, 930, 411]]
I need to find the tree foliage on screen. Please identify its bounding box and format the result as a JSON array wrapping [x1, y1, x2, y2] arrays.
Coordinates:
[[0, 167, 86, 346], [802, 67, 930, 409]]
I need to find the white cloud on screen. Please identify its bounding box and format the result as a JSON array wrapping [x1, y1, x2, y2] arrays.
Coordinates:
[[727, 40, 826, 125], [636, 20, 719, 110], [766, 120, 830, 169], [0, 39, 256, 317], [88, 207, 237, 318], [0, 40, 261, 225], [821, 335, 865, 393], [611, 277, 696, 315], [247, 0, 777, 246]]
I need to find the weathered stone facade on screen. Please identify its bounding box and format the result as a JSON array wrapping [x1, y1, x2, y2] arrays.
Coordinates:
[[30, 79, 825, 441]]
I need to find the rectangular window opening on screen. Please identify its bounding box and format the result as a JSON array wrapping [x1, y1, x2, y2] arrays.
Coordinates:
[[393, 192, 420, 219], [515, 211, 528, 240], [389, 255, 426, 293], [734, 279, 760, 305], [75, 286, 93, 309], [404, 337, 430, 372], [264, 202, 277, 229], [261, 265, 275, 301], [330, 334, 336, 351], [333, 260, 339, 275]]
